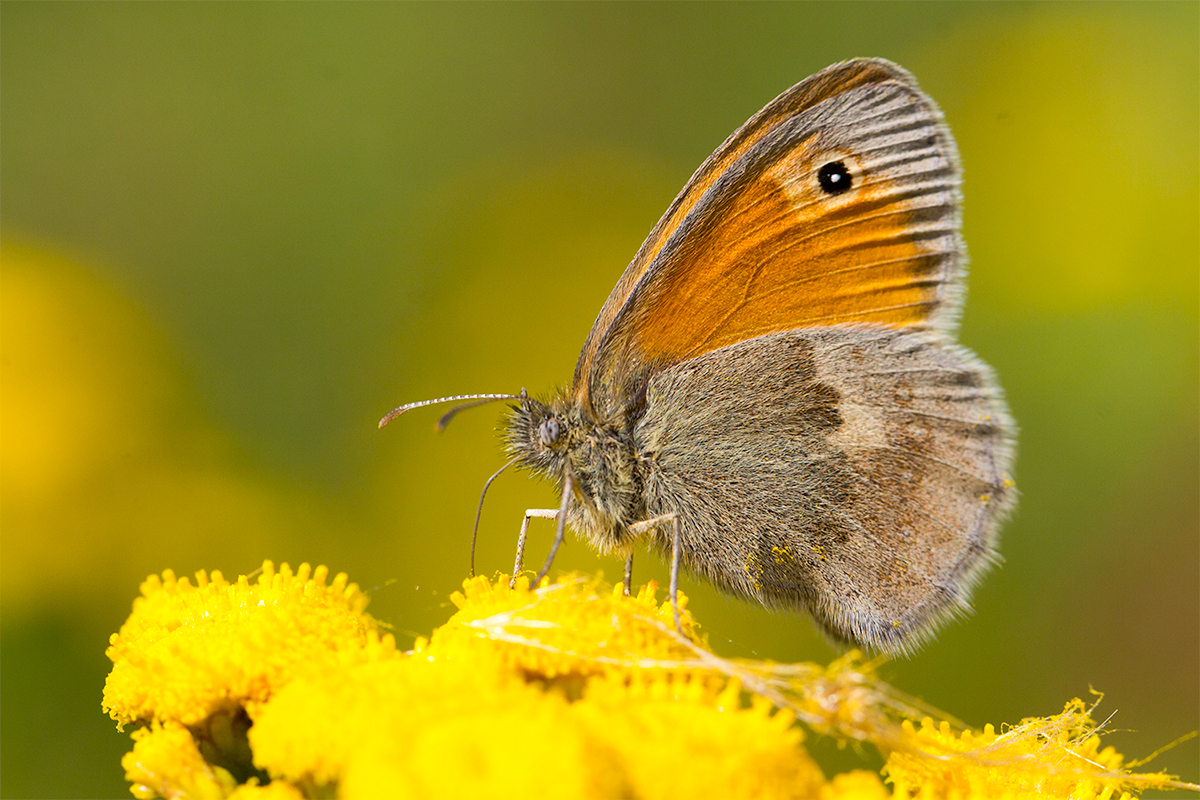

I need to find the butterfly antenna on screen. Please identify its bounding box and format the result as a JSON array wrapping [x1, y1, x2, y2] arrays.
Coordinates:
[[378, 393, 522, 429], [436, 397, 517, 432], [469, 457, 518, 577]]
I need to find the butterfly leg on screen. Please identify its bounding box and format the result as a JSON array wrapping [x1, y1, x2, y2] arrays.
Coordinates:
[[628, 513, 683, 634], [623, 552, 634, 596], [471, 456, 517, 578], [511, 509, 560, 587], [534, 472, 575, 584]]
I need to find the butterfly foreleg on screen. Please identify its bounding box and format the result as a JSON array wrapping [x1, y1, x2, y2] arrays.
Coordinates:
[[533, 472, 576, 585], [628, 513, 684, 634], [511, 508, 560, 587]]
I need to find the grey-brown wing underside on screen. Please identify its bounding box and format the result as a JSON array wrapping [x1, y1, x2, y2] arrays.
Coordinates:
[[632, 325, 1015, 653]]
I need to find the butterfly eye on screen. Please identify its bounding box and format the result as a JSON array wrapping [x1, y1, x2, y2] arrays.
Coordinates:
[[817, 161, 853, 195], [538, 418, 562, 446]]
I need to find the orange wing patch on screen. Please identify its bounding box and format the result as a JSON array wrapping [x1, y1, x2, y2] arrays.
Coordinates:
[[632, 150, 943, 362]]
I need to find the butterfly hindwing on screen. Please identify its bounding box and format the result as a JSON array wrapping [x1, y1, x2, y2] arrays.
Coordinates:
[[632, 326, 1014, 651]]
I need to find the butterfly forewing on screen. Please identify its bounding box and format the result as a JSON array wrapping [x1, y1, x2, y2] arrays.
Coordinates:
[[575, 59, 965, 416], [572, 60, 912, 407]]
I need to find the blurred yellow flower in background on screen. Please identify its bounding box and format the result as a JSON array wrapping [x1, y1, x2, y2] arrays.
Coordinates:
[[0, 242, 348, 620], [103, 561, 1195, 800]]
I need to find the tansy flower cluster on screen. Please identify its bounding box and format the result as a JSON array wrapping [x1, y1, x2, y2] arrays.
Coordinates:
[[102, 561, 1195, 799]]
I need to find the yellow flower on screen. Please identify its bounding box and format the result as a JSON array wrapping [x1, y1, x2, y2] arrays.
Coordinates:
[[882, 703, 1178, 800], [103, 561, 393, 730], [122, 721, 237, 800], [103, 562, 1197, 799], [249, 575, 825, 799]]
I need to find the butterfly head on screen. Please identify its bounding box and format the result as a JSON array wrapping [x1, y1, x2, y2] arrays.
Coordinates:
[[504, 389, 574, 480]]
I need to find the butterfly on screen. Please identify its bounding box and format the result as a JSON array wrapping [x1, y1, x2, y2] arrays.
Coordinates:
[[382, 58, 1015, 653]]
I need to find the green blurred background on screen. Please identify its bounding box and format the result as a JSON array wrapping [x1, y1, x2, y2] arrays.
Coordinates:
[[2, 3, 1196, 796]]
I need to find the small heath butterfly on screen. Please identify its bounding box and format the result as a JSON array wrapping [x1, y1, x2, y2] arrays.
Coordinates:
[[383, 58, 1015, 653]]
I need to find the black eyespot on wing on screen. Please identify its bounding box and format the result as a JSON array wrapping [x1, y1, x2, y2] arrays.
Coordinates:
[[817, 161, 852, 195]]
